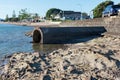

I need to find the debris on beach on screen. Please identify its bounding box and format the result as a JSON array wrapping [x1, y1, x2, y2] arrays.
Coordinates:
[[25, 31, 33, 37]]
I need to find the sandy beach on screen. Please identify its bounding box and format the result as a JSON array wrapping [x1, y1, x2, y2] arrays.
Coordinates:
[[0, 34, 120, 80], [1, 0, 120, 79]]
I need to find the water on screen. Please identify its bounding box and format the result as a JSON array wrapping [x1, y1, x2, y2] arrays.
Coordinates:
[[0, 24, 65, 59]]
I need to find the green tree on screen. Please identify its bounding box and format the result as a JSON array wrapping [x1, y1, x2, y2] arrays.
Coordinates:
[[18, 8, 31, 21], [32, 13, 40, 22], [5, 14, 9, 22], [11, 10, 17, 21], [32, 13, 39, 19], [46, 8, 61, 20], [81, 12, 90, 19], [93, 0, 114, 18], [82, 12, 88, 16], [118, 3, 120, 6], [12, 10, 16, 18]]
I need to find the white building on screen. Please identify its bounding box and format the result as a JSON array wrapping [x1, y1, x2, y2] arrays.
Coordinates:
[[54, 11, 81, 20]]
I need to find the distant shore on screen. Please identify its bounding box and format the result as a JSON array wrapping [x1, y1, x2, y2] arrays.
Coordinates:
[[0, 21, 61, 27]]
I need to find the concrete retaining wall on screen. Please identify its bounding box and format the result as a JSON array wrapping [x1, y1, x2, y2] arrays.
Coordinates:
[[33, 17, 120, 44], [60, 17, 120, 35]]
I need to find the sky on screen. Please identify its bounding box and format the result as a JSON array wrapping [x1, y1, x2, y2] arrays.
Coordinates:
[[0, 0, 120, 19]]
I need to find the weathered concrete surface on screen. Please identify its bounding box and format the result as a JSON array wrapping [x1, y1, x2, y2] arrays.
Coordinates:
[[105, 17, 120, 35], [60, 16, 120, 35], [33, 27, 106, 44]]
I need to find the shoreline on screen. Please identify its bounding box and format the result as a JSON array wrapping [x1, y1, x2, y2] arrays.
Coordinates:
[[0, 19, 120, 79], [0, 21, 61, 27], [0, 35, 120, 80]]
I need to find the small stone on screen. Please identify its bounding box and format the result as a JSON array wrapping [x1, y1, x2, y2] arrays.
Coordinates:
[[43, 75, 51, 80], [4, 55, 12, 59], [61, 78, 67, 80], [15, 62, 28, 70], [33, 52, 40, 58], [4, 64, 9, 73], [11, 69, 16, 74]]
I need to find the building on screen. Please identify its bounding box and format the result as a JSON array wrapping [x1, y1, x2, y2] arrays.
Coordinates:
[[63, 11, 81, 20], [54, 11, 81, 20]]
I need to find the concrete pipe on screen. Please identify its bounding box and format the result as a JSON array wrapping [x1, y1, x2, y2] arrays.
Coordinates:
[[33, 27, 106, 44]]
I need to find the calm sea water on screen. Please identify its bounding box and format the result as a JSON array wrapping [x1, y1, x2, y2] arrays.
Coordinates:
[[0, 24, 65, 59]]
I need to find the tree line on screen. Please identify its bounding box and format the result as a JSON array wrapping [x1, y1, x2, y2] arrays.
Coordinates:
[[5, 8, 40, 22], [5, 0, 120, 22], [93, 0, 120, 18], [45, 0, 120, 19]]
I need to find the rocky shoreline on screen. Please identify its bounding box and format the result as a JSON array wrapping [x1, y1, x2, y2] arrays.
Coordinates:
[[0, 35, 120, 80]]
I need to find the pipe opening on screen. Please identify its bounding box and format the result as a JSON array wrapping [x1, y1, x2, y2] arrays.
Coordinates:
[[33, 30, 41, 43]]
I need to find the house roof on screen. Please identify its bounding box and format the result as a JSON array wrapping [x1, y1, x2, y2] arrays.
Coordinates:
[[63, 11, 81, 14]]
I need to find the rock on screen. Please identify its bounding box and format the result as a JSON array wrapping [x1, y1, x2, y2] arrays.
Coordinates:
[[4, 54, 12, 59], [4, 64, 9, 73], [33, 52, 40, 58], [0, 36, 120, 80], [61, 78, 67, 80], [80, 74, 91, 80], [10, 69, 17, 74], [43, 75, 51, 80], [15, 62, 28, 70]]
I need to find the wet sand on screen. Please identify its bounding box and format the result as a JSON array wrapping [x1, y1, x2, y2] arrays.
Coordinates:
[[0, 34, 120, 80]]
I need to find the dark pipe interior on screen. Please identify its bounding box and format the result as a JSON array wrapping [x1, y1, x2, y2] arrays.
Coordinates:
[[33, 30, 41, 43]]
